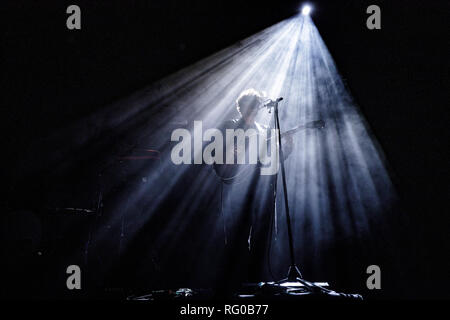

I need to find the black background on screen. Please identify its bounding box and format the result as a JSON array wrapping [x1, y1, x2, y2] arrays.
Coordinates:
[[2, 0, 449, 299]]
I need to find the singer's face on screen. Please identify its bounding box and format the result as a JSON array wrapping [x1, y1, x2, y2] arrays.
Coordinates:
[[243, 108, 258, 123]]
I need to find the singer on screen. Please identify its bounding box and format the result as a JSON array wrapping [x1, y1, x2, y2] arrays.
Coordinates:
[[214, 88, 293, 295]]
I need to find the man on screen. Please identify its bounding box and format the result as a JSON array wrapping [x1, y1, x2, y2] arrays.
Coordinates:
[[215, 88, 293, 293]]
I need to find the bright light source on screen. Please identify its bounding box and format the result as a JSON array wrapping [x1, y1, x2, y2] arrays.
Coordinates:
[[301, 4, 312, 16]]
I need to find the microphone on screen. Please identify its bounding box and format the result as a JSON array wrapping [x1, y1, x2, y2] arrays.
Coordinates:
[[260, 97, 283, 109]]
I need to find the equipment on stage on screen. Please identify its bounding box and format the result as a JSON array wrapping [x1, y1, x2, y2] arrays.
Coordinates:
[[127, 282, 362, 301]]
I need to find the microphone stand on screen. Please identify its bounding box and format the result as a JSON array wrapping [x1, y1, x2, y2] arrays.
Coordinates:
[[271, 99, 303, 282], [268, 100, 338, 295], [260, 99, 363, 300]]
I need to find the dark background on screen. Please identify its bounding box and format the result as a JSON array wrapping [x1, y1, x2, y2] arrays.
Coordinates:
[[2, 0, 449, 299]]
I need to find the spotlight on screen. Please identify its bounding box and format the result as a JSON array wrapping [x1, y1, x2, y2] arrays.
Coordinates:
[[301, 4, 312, 16]]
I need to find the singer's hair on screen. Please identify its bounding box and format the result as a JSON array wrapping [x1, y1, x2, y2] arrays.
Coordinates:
[[236, 88, 265, 118]]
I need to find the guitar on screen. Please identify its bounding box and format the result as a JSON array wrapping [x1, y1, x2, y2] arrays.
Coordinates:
[[213, 120, 325, 182]]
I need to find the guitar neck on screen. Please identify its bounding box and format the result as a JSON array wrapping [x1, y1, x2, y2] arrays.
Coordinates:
[[280, 124, 308, 138], [260, 120, 324, 141]]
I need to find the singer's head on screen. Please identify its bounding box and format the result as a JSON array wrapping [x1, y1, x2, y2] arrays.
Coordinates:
[[236, 88, 264, 123]]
